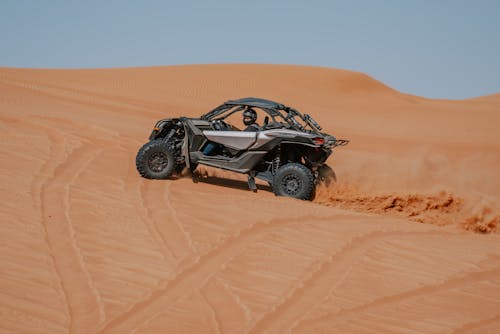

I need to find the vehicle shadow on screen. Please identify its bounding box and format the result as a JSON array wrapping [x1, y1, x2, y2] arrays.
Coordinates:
[[192, 174, 273, 193]]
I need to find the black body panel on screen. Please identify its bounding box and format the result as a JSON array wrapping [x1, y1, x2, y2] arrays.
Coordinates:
[[190, 151, 268, 173]]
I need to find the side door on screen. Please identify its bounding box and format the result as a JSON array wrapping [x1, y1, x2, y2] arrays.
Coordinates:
[[202, 130, 258, 151]]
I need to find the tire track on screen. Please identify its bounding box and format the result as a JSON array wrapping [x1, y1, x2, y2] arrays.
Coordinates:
[[163, 182, 197, 257], [136, 179, 177, 267], [293, 267, 500, 332], [140, 181, 195, 264], [246, 230, 450, 334], [451, 313, 500, 334], [11, 116, 117, 333], [97, 214, 358, 334], [199, 290, 223, 334], [37, 134, 105, 334]]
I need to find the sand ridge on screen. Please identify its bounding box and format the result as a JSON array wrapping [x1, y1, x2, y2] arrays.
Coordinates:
[[1, 64, 500, 333]]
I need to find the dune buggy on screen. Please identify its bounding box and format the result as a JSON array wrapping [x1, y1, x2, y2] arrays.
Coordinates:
[[136, 97, 348, 200]]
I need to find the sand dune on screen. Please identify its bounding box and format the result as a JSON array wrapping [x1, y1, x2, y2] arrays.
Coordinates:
[[1, 64, 499, 333]]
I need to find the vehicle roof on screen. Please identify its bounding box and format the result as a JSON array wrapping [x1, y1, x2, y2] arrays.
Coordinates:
[[224, 97, 285, 109]]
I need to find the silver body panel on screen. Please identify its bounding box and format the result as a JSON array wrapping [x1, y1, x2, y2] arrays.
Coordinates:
[[203, 129, 316, 151], [203, 131, 257, 150]]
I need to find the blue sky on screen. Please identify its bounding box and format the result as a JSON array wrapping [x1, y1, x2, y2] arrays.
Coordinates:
[[1, 0, 499, 99]]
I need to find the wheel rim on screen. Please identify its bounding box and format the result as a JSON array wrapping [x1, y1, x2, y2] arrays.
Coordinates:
[[148, 152, 169, 172], [281, 174, 302, 195]]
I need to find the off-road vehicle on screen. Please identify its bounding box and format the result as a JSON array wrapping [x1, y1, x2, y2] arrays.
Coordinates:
[[136, 97, 348, 200]]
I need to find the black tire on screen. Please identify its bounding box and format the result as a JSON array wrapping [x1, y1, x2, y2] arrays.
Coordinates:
[[273, 163, 315, 200], [136, 140, 176, 179]]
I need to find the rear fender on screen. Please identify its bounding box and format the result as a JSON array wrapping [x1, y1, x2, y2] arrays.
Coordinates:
[[280, 143, 330, 166]]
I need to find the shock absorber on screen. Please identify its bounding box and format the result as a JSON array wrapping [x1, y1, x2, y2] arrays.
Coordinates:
[[163, 128, 176, 143], [272, 146, 281, 175]]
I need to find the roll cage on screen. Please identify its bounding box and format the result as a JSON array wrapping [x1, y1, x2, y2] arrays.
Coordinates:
[[200, 97, 323, 135]]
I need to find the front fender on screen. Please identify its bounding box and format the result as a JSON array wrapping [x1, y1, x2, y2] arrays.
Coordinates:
[[148, 118, 179, 140]]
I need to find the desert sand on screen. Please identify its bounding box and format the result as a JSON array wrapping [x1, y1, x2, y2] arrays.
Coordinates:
[[0, 64, 499, 333]]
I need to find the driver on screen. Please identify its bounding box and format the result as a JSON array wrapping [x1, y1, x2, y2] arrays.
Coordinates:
[[243, 108, 260, 132]]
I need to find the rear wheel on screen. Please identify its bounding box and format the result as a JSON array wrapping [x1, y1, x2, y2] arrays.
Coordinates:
[[136, 140, 176, 179], [273, 163, 315, 200]]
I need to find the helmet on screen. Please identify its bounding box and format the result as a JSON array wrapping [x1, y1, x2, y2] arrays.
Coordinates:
[[243, 108, 257, 126]]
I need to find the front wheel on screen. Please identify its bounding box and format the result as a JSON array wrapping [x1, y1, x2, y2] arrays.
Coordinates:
[[136, 140, 177, 179], [273, 163, 315, 200]]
